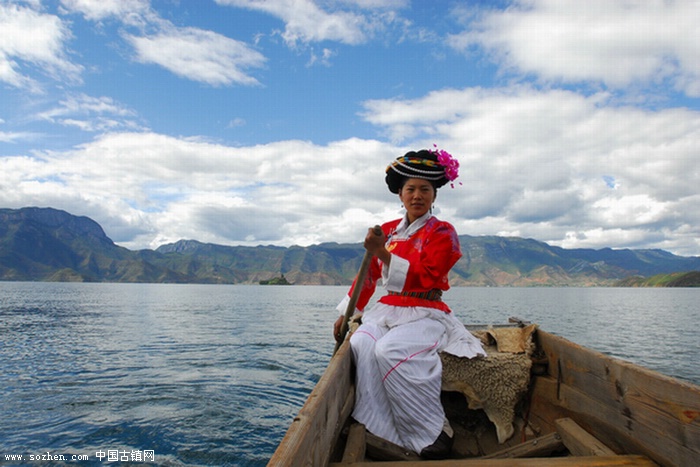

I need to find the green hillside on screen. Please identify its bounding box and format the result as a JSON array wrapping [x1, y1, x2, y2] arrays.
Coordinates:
[[615, 271, 700, 287]]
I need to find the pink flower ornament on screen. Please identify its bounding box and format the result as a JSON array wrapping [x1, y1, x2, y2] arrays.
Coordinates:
[[431, 144, 462, 188]]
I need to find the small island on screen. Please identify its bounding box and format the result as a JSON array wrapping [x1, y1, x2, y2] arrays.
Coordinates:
[[259, 274, 293, 285]]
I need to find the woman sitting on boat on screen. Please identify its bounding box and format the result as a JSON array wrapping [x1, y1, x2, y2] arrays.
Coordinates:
[[333, 148, 486, 459]]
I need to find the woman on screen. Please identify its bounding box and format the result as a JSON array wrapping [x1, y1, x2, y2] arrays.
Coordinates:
[[333, 148, 486, 459]]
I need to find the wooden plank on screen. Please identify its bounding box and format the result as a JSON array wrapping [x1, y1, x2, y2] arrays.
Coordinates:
[[541, 330, 700, 443], [531, 376, 633, 450], [332, 454, 657, 466], [534, 330, 700, 467], [268, 339, 354, 466], [341, 423, 366, 463], [482, 432, 564, 459], [527, 375, 569, 434], [539, 330, 700, 430], [555, 417, 616, 456], [364, 431, 421, 461], [555, 378, 695, 466]]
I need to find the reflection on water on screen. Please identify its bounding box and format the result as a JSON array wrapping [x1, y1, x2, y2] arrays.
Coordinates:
[[1, 283, 698, 465]]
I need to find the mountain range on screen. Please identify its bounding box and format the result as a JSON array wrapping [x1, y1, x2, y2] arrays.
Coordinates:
[[2, 207, 699, 286]]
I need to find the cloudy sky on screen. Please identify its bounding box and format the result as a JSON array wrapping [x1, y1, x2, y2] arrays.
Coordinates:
[[1, 0, 699, 256]]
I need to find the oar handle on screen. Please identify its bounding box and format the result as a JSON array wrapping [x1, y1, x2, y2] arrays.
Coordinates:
[[333, 225, 383, 355]]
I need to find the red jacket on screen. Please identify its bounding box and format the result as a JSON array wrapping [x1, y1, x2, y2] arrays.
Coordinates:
[[348, 216, 462, 313]]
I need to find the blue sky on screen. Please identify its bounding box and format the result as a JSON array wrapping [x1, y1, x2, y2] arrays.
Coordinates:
[[2, 0, 700, 256]]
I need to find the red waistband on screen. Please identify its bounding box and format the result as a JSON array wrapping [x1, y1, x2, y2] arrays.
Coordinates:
[[378, 293, 451, 313], [387, 289, 443, 301]]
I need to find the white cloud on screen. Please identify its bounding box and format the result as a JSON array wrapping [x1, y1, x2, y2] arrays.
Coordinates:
[[3, 84, 700, 257], [215, 0, 401, 46], [361, 85, 700, 255], [59, 0, 266, 86], [228, 118, 246, 128], [449, 0, 700, 96], [2, 84, 700, 256], [0, 132, 397, 249], [35, 93, 142, 132], [60, 0, 149, 20], [593, 194, 668, 228], [307, 47, 336, 67], [0, 131, 41, 144], [0, 3, 82, 90], [59, 0, 151, 25], [125, 26, 266, 86]]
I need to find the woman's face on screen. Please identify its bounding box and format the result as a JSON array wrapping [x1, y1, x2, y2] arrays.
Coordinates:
[[399, 178, 436, 223]]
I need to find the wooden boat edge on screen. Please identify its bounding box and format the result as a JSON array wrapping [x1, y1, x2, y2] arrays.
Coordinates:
[[531, 329, 700, 467]]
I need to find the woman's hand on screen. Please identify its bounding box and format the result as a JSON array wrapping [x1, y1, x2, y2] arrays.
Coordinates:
[[364, 227, 391, 264], [333, 315, 345, 343]]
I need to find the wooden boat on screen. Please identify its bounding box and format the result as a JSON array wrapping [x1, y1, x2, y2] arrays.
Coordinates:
[[268, 318, 700, 466]]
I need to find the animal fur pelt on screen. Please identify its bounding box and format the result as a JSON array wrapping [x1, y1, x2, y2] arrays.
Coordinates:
[[441, 324, 537, 443]]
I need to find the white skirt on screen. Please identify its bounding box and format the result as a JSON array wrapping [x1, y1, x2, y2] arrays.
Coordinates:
[[349, 303, 485, 453]]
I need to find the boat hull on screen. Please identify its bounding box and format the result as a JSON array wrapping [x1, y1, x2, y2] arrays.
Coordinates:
[[269, 327, 700, 466]]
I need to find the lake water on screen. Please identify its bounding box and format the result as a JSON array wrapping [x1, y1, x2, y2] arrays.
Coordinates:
[[1, 283, 698, 466]]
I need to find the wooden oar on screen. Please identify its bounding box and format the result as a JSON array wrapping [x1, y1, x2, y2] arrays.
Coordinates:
[[333, 225, 383, 355]]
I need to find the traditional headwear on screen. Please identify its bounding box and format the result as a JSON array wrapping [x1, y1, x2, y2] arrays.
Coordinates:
[[385, 147, 460, 194]]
